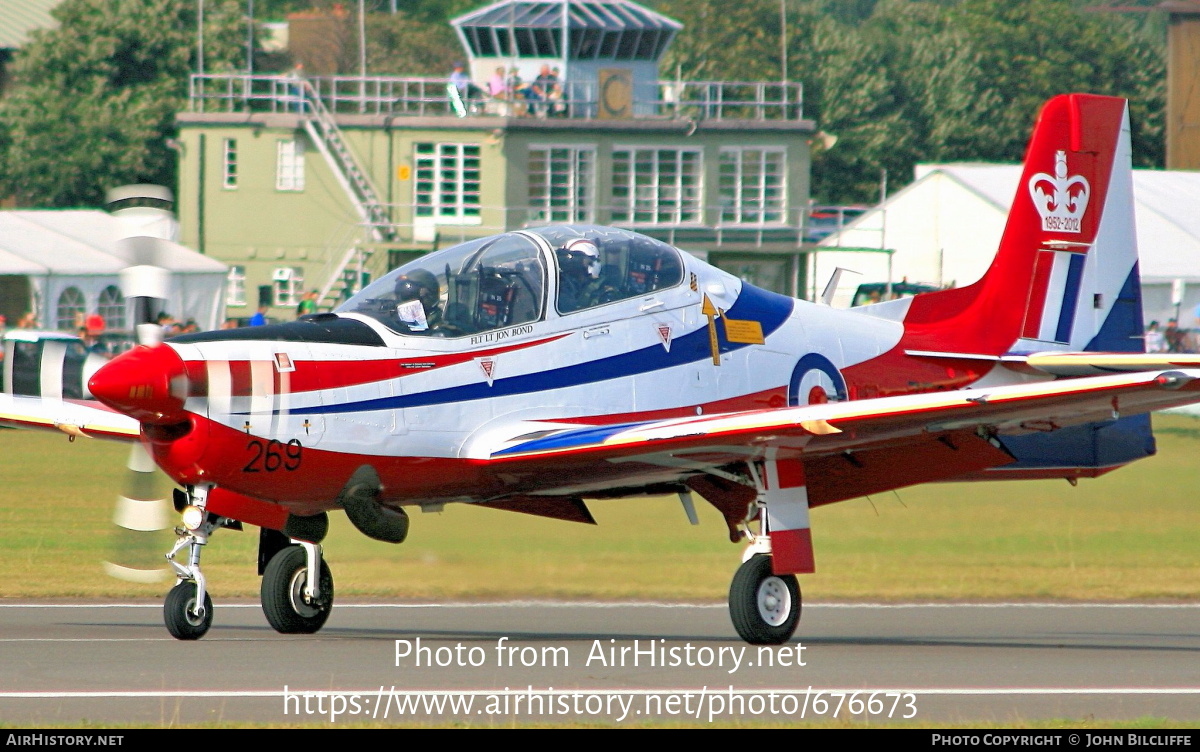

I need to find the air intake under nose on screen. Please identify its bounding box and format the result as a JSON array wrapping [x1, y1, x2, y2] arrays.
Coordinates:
[[88, 344, 189, 425]]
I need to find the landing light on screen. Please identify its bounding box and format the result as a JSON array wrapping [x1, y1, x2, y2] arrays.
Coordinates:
[[181, 505, 205, 531]]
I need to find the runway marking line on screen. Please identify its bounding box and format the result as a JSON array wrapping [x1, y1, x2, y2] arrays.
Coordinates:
[[1, 688, 1199, 700], [0, 602, 1198, 609]]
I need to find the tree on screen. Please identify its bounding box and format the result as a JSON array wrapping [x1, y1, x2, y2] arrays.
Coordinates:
[[366, 12, 462, 77], [783, 13, 907, 203], [656, 0, 782, 82], [0, 0, 245, 207], [655, 0, 1165, 203], [948, 0, 1164, 166]]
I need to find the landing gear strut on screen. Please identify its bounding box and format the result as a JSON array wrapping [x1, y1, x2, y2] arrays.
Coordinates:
[[261, 542, 335, 634], [163, 484, 218, 640]]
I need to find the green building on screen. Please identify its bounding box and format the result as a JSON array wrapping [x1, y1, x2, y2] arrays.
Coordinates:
[[174, 0, 814, 320]]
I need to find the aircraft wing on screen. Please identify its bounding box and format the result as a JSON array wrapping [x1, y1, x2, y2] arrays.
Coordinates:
[[0, 393, 140, 441], [477, 370, 1200, 508]]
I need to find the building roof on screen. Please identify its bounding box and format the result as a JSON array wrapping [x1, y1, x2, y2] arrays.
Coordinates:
[[822, 164, 1200, 283], [454, 0, 681, 32], [911, 163, 1020, 212], [0, 0, 61, 50], [453, 0, 679, 61], [0, 210, 226, 277]]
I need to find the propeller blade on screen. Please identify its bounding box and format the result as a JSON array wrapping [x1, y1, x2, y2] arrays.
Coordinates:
[[103, 442, 171, 583], [103, 199, 181, 581], [118, 261, 170, 347]]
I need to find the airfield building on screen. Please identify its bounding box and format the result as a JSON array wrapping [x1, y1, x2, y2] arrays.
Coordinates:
[[173, 0, 815, 319]]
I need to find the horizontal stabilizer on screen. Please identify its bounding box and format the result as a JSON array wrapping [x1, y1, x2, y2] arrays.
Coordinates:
[[1021, 352, 1200, 377]]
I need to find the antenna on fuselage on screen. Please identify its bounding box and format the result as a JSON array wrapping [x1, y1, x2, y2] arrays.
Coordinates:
[[819, 267, 861, 307]]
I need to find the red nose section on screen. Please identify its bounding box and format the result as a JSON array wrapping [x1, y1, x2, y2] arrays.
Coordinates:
[[88, 344, 189, 425]]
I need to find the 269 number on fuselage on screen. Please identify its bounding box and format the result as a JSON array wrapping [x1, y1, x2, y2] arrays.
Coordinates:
[[243, 438, 303, 473]]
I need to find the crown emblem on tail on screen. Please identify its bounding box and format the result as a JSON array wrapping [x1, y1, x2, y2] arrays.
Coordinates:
[[1028, 150, 1090, 233]]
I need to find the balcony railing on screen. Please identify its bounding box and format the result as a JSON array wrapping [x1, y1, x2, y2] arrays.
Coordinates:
[[187, 74, 805, 122], [301, 202, 855, 255]]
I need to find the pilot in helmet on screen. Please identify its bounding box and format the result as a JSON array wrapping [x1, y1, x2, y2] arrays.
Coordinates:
[[393, 268, 441, 332], [556, 237, 603, 313]]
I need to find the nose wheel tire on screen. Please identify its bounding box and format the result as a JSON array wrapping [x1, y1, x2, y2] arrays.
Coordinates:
[[729, 553, 800, 645], [164, 581, 214, 640], [261, 545, 334, 634]]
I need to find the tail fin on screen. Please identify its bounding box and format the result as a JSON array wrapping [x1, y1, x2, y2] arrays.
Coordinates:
[[902, 94, 1143, 355]]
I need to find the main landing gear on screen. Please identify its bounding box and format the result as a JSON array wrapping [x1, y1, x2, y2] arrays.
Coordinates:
[[725, 460, 807, 645], [260, 542, 334, 634], [728, 552, 801, 645]]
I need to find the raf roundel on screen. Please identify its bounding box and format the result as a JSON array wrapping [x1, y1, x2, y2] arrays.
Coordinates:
[[788, 353, 847, 406]]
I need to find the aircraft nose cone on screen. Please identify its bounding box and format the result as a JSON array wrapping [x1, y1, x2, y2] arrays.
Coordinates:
[[89, 344, 189, 425]]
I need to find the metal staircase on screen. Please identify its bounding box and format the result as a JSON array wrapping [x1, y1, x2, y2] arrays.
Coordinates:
[[298, 80, 393, 309], [316, 243, 373, 311]]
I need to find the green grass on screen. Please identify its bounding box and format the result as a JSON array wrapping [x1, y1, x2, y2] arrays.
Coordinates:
[[1, 414, 1198, 601]]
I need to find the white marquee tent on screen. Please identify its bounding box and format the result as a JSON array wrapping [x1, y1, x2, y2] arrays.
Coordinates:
[[0, 209, 227, 332], [813, 165, 1200, 326]]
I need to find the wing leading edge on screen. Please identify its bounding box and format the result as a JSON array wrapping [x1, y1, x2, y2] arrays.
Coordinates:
[[483, 369, 1200, 474], [0, 393, 140, 441]]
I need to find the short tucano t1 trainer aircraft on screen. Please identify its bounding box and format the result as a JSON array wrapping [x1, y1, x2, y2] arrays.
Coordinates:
[[4, 93, 1200, 644]]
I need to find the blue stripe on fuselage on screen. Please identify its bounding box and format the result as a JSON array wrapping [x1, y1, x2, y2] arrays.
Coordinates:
[[285, 283, 794, 416], [492, 420, 655, 456]]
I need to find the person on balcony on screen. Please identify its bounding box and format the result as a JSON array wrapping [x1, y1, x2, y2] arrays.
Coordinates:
[[449, 62, 483, 114], [528, 65, 557, 117], [548, 66, 566, 117], [486, 66, 510, 115], [285, 62, 306, 114], [489, 66, 508, 99], [507, 67, 530, 115]]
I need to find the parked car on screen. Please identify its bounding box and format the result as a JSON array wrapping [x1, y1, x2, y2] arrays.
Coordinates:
[[851, 281, 943, 307]]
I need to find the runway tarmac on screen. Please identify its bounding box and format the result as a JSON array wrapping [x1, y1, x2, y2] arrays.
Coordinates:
[[0, 599, 1197, 725]]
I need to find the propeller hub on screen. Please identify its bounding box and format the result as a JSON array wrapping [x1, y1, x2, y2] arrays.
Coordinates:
[[89, 344, 189, 425]]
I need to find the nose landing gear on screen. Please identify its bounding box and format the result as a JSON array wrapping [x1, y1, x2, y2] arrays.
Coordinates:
[[164, 581, 213, 640], [163, 484, 222, 640]]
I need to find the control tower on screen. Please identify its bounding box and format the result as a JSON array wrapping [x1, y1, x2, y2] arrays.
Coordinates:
[[452, 0, 681, 116]]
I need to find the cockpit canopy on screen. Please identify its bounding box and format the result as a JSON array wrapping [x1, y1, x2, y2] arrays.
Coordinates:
[[338, 226, 684, 337]]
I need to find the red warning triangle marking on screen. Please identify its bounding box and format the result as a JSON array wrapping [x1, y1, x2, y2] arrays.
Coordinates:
[[656, 323, 672, 351], [478, 358, 496, 385]]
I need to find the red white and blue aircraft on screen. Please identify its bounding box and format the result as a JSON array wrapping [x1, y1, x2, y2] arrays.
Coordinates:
[[5, 93, 1200, 643]]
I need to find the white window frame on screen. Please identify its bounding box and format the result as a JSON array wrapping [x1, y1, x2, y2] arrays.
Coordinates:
[[611, 147, 703, 225], [226, 265, 246, 306], [414, 142, 482, 225], [718, 147, 787, 225], [527, 144, 596, 224], [56, 287, 86, 331], [276, 138, 305, 192], [272, 266, 304, 307], [96, 285, 126, 330], [222, 138, 238, 189]]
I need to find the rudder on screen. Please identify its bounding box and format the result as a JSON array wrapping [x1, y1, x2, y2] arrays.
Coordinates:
[[901, 94, 1142, 356]]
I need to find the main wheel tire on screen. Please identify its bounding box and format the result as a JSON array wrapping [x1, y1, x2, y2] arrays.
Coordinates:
[[728, 553, 800, 645], [164, 581, 214, 640], [261, 545, 334, 634]]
